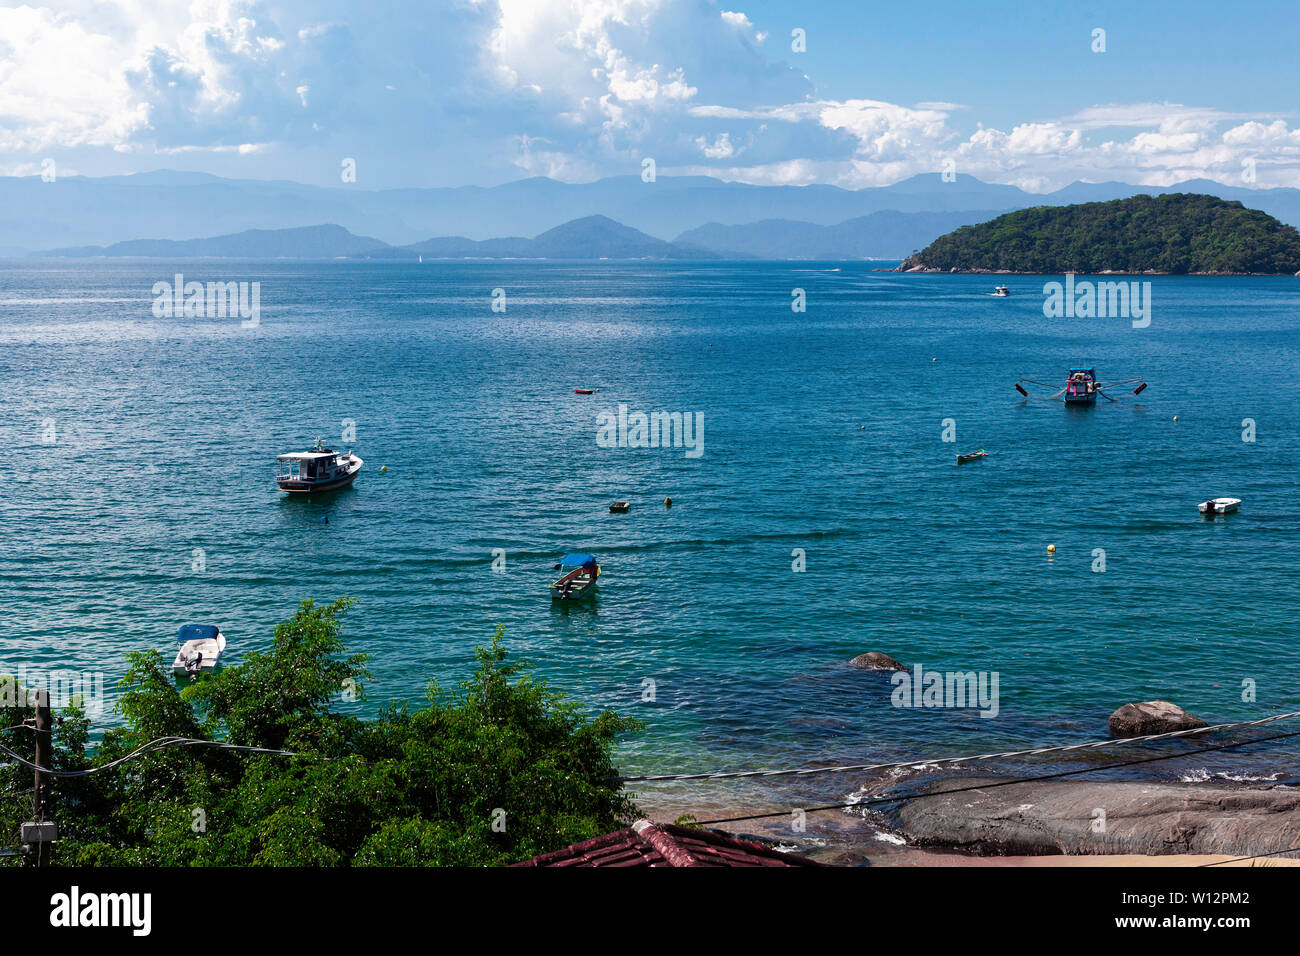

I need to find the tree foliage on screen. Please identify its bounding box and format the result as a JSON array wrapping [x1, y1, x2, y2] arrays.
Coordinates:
[[1, 598, 640, 866], [901, 194, 1300, 274]]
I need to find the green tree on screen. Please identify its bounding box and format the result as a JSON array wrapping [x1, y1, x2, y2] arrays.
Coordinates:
[[1, 599, 641, 866]]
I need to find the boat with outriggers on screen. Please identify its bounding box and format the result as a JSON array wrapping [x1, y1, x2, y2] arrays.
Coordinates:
[[173, 624, 225, 680], [276, 439, 363, 493], [1016, 367, 1147, 406], [550, 552, 601, 601]]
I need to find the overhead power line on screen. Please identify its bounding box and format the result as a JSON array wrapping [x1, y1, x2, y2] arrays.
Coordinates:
[[618, 710, 1300, 783], [0, 735, 306, 778], [690, 727, 1300, 830]]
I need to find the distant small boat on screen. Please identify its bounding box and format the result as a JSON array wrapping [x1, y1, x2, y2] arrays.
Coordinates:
[[956, 449, 988, 464], [277, 439, 362, 493], [1199, 497, 1241, 516], [574, 388, 597, 395], [609, 501, 630, 513], [173, 624, 225, 680], [991, 285, 1010, 297], [551, 552, 600, 601]]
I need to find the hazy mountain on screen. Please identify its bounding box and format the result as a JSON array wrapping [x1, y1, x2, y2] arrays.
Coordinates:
[[41, 224, 390, 259], [33, 216, 716, 261], [6, 170, 1300, 255], [675, 209, 1012, 259], [375, 215, 716, 259]]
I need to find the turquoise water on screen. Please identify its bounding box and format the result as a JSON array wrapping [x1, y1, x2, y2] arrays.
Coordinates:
[[2, 260, 1298, 828]]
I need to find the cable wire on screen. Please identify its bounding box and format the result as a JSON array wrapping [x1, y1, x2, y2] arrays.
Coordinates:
[[619, 710, 1300, 783], [691, 727, 1300, 827], [0, 735, 306, 778], [1200, 846, 1300, 867]]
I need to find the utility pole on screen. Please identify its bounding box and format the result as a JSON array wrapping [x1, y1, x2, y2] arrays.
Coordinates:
[[21, 689, 55, 866]]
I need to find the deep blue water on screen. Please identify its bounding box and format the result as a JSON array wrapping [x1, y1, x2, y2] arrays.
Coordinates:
[[2, 260, 1297, 834]]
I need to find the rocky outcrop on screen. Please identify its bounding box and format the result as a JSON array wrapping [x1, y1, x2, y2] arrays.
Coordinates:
[[1108, 700, 1207, 738], [848, 651, 905, 671], [882, 777, 1300, 858]]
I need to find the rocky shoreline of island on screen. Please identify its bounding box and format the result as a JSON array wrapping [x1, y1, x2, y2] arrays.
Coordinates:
[[891, 259, 1300, 277]]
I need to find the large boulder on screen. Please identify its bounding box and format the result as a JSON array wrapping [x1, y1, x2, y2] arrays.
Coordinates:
[[848, 651, 905, 671], [1108, 700, 1207, 738], [881, 777, 1300, 858]]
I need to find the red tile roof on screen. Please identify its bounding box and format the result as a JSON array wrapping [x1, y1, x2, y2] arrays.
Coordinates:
[[513, 819, 825, 867]]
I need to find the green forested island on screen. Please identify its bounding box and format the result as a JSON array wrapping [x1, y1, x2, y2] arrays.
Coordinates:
[[898, 193, 1300, 275]]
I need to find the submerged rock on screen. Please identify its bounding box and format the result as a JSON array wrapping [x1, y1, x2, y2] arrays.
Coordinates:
[[1108, 700, 1207, 738], [848, 651, 905, 671]]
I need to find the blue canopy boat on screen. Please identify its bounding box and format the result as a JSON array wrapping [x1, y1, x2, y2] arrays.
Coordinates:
[[550, 552, 601, 601]]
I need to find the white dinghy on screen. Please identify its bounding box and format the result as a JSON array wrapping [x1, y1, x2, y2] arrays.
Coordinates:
[[1199, 497, 1241, 516], [173, 624, 226, 679]]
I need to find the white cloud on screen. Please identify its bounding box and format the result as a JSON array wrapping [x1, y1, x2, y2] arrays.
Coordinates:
[[1, 1, 1298, 191], [695, 132, 735, 158]]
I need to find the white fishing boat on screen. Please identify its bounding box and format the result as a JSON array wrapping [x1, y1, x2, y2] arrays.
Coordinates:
[[173, 624, 226, 679], [1199, 497, 1241, 515], [277, 439, 363, 493], [991, 285, 1010, 297]]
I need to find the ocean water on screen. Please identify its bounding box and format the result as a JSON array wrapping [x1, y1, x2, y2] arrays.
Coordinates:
[[2, 260, 1298, 844]]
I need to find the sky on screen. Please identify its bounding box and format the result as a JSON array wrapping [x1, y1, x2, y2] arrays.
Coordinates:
[[1, 0, 1298, 192]]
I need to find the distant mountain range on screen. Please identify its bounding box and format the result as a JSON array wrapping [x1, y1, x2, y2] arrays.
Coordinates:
[[675, 209, 1009, 259], [43, 224, 390, 259], [37, 216, 719, 261], [7, 169, 1300, 256]]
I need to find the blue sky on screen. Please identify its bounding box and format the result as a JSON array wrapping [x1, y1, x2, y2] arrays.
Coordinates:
[[1, 0, 1297, 192]]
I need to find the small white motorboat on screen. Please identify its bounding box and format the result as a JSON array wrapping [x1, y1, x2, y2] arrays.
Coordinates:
[[1199, 497, 1241, 516], [173, 624, 226, 679], [991, 285, 1010, 297], [277, 438, 363, 493]]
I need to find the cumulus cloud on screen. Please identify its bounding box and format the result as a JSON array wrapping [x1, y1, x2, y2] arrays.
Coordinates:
[[1, 1, 1299, 191]]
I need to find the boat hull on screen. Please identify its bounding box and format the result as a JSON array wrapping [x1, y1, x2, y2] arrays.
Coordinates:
[[278, 470, 360, 493], [277, 454, 363, 493], [550, 564, 600, 600], [550, 583, 597, 601], [173, 633, 226, 679]]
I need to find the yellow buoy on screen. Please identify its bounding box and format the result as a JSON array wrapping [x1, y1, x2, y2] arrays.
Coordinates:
[[1047, 544, 1056, 553], [664, 497, 672, 508], [381, 465, 387, 472], [1173, 416, 1178, 422]]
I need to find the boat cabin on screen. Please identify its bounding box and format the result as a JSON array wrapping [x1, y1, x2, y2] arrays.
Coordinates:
[[277, 449, 344, 482]]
